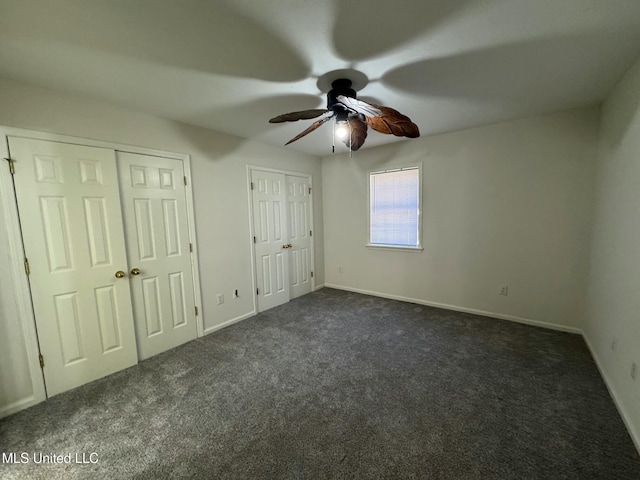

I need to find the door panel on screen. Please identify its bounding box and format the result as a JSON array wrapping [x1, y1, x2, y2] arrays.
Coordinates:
[[286, 175, 312, 299], [9, 137, 138, 397], [252, 170, 290, 312], [117, 152, 197, 360]]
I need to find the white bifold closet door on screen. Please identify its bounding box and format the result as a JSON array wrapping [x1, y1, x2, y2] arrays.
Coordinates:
[[251, 169, 313, 313], [9, 137, 137, 397], [8, 137, 198, 397]]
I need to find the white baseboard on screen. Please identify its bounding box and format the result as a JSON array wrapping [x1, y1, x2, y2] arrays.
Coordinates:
[[324, 283, 582, 334], [203, 310, 256, 336], [582, 334, 640, 455], [202, 285, 327, 335]]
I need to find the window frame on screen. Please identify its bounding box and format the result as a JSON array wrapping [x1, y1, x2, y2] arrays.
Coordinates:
[[366, 162, 423, 252]]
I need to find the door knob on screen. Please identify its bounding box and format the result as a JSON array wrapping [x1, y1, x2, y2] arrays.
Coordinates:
[[115, 271, 125, 278], [282, 244, 293, 249], [130, 268, 141, 276]]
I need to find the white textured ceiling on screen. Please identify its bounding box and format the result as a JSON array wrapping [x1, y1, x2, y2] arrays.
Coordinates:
[[1, 0, 640, 156]]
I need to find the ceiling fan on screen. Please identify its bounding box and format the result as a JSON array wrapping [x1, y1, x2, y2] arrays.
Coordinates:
[[269, 78, 420, 152]]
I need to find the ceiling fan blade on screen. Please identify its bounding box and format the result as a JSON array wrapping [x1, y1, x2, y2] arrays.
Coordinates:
[[284, 114, 334, 146], [335, 95, 382, 117], [365, 106, 420, 138], [269, 109, 329, 123], [342, 117, 368, 151]]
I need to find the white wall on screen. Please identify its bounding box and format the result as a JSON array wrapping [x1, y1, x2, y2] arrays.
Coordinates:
[[323, 107, 599, 331], [584, 55, 640, 449], [0, 77, 324, 414]]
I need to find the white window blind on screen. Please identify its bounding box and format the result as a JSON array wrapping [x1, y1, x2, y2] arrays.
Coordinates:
[[369, 166, 420, 248]]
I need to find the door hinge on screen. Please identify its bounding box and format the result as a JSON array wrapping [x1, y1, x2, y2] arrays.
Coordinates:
[[39, 354, 44, 368], [250, 182, 254, 190], [194, 306, 198, 316], [253, 236, 256, 244], [311, 271, 314, 278], [184, 176, 188, 186], [189, 243, 193, 253], [310, 230, 312, 237], [256, 288, 259, 295], [308, 186, 312, 194], [24, 258, 30, 276], [5, 158, 15, 175]]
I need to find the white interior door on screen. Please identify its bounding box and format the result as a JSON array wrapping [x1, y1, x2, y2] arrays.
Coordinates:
[[9, 137, 138, 397], [286, 175, 313, 299], [251, 170, 290, 312], [117, 152, 198, 360]]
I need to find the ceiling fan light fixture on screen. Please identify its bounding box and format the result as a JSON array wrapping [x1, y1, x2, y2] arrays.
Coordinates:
[[334, 109, 349, 139], [335, 124, 349, 139]]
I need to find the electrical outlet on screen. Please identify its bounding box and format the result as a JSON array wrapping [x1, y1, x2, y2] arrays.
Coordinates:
[[631, 362, 637, 381], [499, 285, 509, 296], [216, 293, 224, 305]]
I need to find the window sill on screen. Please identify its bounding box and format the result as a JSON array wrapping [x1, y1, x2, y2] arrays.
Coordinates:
[[366, 244, 424, 252]]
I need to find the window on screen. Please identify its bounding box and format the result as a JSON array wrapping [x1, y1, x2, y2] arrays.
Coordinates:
[[368, 165, 422, 249]]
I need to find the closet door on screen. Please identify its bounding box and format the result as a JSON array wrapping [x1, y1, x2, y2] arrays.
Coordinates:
[[117, 152, 198, 360], [251, 169, 314, 312], [252, 170, 290, 312], [9, 137, 137, 397], [286, 175, 313, 300]]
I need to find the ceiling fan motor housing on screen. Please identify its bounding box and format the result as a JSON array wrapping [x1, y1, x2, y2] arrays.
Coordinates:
[[327, 78, 356, 111]]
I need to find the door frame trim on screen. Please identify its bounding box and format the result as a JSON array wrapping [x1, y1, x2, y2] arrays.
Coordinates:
[[0, 131, 47, 415], [0, 126, 205, 410], [246, 165, 316, 313]]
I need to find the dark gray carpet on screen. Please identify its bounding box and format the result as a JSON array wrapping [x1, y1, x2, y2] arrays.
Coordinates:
[[1, 288, 639, 479]]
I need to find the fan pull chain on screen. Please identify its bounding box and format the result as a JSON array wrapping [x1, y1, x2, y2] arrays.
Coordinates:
[[332, 119, 336, 154]]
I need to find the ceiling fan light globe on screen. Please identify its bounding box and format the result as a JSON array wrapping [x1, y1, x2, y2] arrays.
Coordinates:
[[335, 124, 349, 139]]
